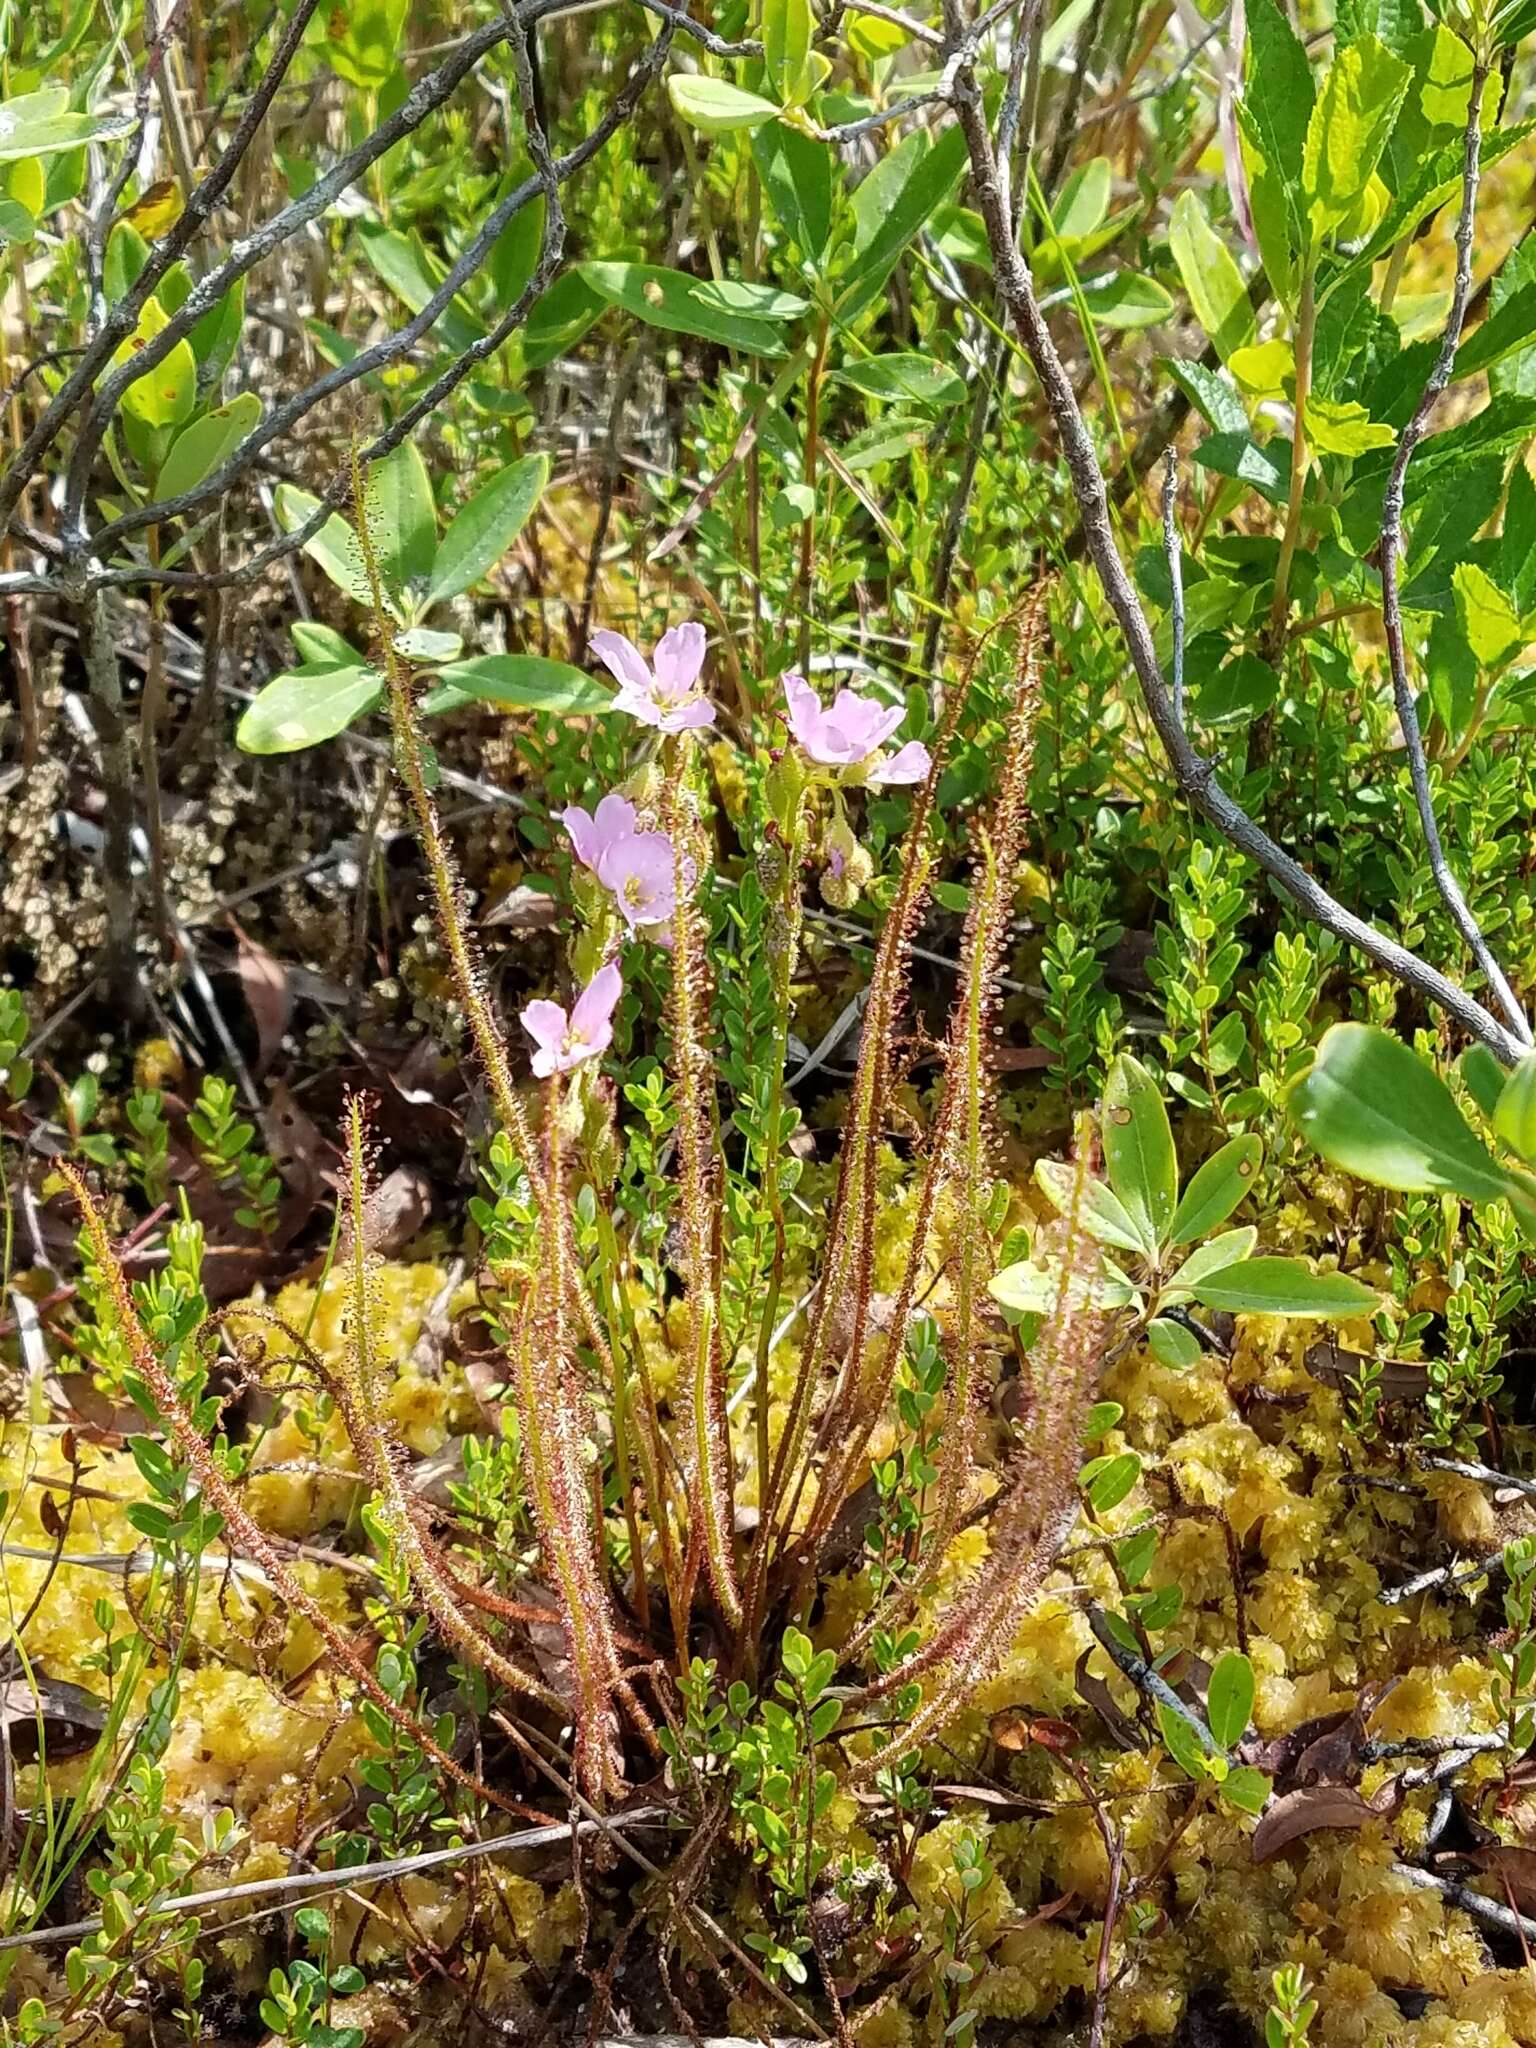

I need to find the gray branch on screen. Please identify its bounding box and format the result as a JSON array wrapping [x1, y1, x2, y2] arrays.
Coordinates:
[[82, 18, 676, 592], [946, 11, 1530, 1066], [1377, 56, 1530, 1048]]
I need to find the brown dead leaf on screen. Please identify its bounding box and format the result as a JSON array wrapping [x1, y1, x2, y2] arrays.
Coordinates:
[[1075, 1649, 1143, 1751], [1251, 1781, 1401, 1862], [261, 1080, 328, 1206], [932, 1782, 1053, 1817], [1463, 1845, 1536, 1912], [1, 1666, 110, 1760], [990, 1709, 1079, 1754], [231, 921, 292, 1077], [1307, 1342, 1427, 1401], [481, 882, 563, 931], [338, 1164, 433, 1261]]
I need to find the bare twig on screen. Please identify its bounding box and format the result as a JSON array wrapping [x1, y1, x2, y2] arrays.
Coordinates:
[[0, 1808, 671, 1955], [946, 8, 1529, 1064], [1377, 55, 1530, 1049]]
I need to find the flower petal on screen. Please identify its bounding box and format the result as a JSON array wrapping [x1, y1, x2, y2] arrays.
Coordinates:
[[560, 805, 600, 870], [868, 739, 932, 786], [661, 698, 718, 732], [592, 791, 640, 849], [520, 998, 569, 1053], [570, 960, 623, 1047], [612, 684, 664, 728], [651, 621, 706, 698], [590, 629, 653, 695]]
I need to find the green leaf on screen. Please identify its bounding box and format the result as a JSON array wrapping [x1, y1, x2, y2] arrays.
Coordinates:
[[579, 260, 787, 354], [831, 352, 964, 406], [1189, 1256, 1379, 1318], [988, 1258, 1137, 1315], [1193, 428, 1290, 506], [324, 0, 408, 89], [1305, 397, 1395, 455], [1101, 1053, 1179, 1256], [355, 222, 486, 356], [839, 415, 927, 471], [1302, 35, 1413, 241], [1034, 1157, 1148, 1255], [1077, 270, 1175, 329], [691, 278, 808, 322], [1147, 1317, 1203, 1369], [0, 195, 34, 242], [1221, 1765, 1272, 1815], [362, 440, 437, 597], [1083, 1400, 1124, 1442], [667, 75, 781, 134], [275, 484, 376, 610], [1289, 1022, 1517, 1202], [236, 663, 383, 754], [1461, 1042, 1507, 1122], [1158, 1699, 1216, 1777], [156, 391, 261, 503], [114, 298, 196, 432], [1205, 1651, 1255, 1751], [1052, 157, 1112, 242], [1243, 0, 1315, 204], [1163, 1227, 1259, 1295], [1080, 1451, 1141, 1515], [395, 626, 462, 662], [291, 621, 363, 666], [751, 122, 834, 265], [1163, 357, 1248, 434], [1169, 1135, 1262, 1245], [1495, 1055, 1536, 1168], [1453, 562, 1525, 667], [838, 123, 967, 317], [189, 277, 246, 390], [1168, 190, 1254, 361], [425, 453, 548, 606], [417, 654, 612, 717], [0, 88, 126, 163], [763, 0, 813, 102], [524, 270, 604, 370]]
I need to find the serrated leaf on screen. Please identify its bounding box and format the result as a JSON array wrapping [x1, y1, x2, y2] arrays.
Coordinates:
[[1303, 35, 1412, 240], [1453, 561, 1525, 667]]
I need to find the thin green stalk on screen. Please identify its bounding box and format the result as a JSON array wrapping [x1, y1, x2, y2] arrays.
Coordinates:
[[1267, 258, 1316, 648]]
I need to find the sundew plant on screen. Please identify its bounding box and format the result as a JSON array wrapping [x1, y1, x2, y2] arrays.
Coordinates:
[[10, 0, 1536, 2039]]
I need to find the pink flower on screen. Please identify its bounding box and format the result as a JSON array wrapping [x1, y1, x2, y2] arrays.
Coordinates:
[[868, 739, 931, 786], [590, 622, 715, 733], [561, 791, 694, 933], [597, 831, 684, 930], [561, 792, 639, 872], [782, 672, 931, 784], [520, 962, 622, 1078]]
